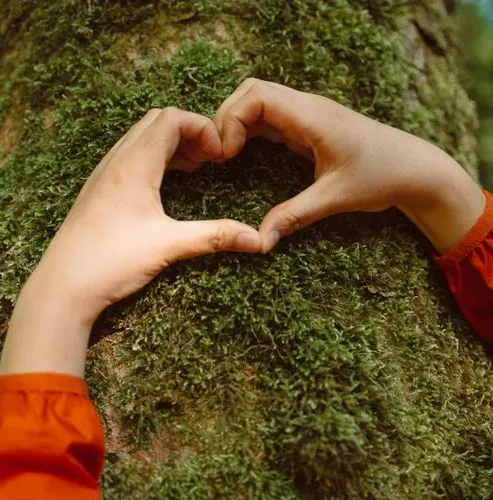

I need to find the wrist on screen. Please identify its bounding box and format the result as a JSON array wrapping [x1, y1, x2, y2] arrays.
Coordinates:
[[397, 149, 486, 254], [21, 269, 93, 328], [0, 271, 94, 377], [27, 246, 107, 325]]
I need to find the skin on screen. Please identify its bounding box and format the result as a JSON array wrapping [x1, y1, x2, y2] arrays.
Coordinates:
[[0, 107, 262, 376], [0, 79, 486, 377], [214, 79, 486, 254]]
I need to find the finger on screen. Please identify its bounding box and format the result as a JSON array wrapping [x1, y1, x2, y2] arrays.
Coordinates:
[[163, 219, 262, 263], [258, 176, 343, 253], [97, 108, 162, 173], [247, 123, 314, 160], [247, 123, 285, 143], [214, 78, 311, 160], [168, 152, 203, 173], [117, 108, 163, 151], [214, 79, 287, 138], [130, 108, 222, 183], [214, 78, 259, 137]]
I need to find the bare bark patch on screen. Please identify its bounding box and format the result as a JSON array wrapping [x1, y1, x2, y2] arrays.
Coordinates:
[[132, 429, 199, 466], [93, 330, 131, 379], [104, 399, 133, 455], [0, 116, 18, 152]]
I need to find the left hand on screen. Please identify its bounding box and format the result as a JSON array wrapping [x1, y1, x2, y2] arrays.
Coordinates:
[[214, 78, 485, 255], [0, 108, 261, 376]]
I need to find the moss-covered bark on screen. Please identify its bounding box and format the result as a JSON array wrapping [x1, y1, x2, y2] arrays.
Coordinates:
[[1, 1, 492, 498]]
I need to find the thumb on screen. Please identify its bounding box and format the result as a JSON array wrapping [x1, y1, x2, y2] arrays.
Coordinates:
[[259, 177, 341, 253], [165, 219, 262, 263]]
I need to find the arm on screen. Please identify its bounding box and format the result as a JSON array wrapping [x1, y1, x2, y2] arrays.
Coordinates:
[[214, 78, 492, 340], [0, 108, 261, 499]]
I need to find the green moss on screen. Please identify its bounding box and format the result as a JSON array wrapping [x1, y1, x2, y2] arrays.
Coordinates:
[[456, 2, 493, 189], [1, 1, 492, 498]]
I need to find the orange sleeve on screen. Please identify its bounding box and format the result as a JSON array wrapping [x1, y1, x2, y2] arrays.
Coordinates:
[[435, 190, 493, 342], [0, 373, 104, 500]]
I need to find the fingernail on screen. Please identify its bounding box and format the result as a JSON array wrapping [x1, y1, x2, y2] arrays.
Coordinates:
[[236, 232, 261, 252], [263, 230, 280, 253]]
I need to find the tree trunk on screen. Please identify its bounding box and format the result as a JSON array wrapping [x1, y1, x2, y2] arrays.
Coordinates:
[[1, 1, 491, 498]]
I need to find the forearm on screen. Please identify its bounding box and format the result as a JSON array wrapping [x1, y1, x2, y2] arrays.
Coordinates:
[[0, 273, 103, 497], [383, 127, 486, 255], [0, 271, 92, 377], [399, 175, 486, 255]]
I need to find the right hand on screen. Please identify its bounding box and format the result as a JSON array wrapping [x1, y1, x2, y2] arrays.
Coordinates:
[[214, 78, 485, 254]]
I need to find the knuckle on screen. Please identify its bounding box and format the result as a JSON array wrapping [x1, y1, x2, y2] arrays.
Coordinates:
[[248, 79, 264, 94], [244, 77, 259, 86], [147, 107, 162, 116], [211, 226, 228, 253], [142, 108, 163, 122], [241, 77, 265, 96], [276, 205, 302, 235], [161, 106, 179, 120]]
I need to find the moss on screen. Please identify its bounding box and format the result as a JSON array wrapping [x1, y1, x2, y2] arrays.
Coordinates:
[[456, 2, 493, 189], [1, 0, 492, 498]]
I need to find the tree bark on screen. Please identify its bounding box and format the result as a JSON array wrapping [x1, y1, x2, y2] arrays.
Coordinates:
[[0, 1, 491, 498]]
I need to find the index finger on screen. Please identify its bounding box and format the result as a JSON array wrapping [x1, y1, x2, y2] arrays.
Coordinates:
[[214, 78, 313, 160], [126, 107, 222, 184]]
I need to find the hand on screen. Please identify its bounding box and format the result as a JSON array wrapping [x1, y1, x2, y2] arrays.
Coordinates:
[[1, 108, 261, 376], [214, 78, 485, 254], [36, 107, 261, 320]]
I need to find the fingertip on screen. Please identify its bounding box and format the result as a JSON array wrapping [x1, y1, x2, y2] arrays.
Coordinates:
[[259, 229, 280, 254], [213, 113, 224, 140], [179, 115, 222, 165], [222, 118, 247, 161], [201, 117, 223, 161], [235, 230, 262, 253]]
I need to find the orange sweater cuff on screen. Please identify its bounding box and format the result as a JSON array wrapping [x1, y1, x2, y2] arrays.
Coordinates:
[[435, 189, 493, 269], [0, 372, 89, 396]]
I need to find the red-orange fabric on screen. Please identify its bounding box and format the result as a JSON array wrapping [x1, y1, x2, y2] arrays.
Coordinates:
[[0, 373, 103, 499], [435, 190, 493, 341]]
